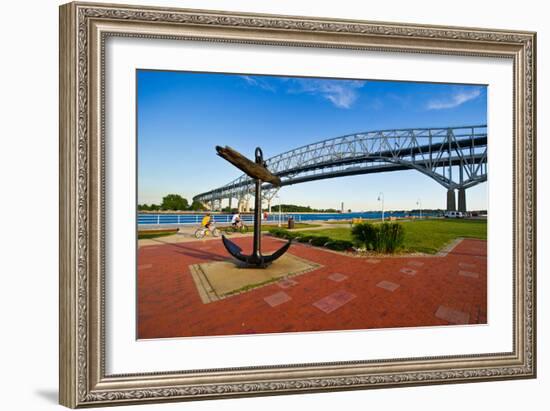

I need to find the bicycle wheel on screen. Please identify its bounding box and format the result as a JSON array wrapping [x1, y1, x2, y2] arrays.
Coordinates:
[[211, 228, 221, 237], [194, 228, 205, 239]]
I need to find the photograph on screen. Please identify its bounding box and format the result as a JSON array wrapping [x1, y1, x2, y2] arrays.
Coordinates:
[[136, 71, 489, 339]]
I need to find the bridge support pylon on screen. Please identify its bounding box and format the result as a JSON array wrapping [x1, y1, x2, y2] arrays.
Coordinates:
[[446, 189, 456, 211], [458, 188, 466, 212]]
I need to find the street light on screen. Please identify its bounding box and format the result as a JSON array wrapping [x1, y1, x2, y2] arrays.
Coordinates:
[[377, 192, 384, 222], [275, 194, 282, 227], [416, 198, 422, 219]]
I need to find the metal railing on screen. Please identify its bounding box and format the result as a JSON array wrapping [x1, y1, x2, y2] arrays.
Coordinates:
[[137, 213, 303, 226], [137, 211, 438, 226]]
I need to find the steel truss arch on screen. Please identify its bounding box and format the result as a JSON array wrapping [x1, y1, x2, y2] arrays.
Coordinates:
[[194, 125, 487, 212]]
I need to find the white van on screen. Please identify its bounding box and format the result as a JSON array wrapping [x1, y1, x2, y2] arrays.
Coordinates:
[[444, 211, 464, 219]]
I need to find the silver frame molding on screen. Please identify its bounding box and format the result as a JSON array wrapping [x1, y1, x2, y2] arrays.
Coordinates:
[[59, 2, 537, 408]]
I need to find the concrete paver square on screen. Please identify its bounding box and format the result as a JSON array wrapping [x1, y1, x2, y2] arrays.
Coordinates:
[[400, 267, 417, 276], [435, 305, 470, 324], [189, 253, 321, 299], [328, 273, 348, 282], [277, 278, 298, 289], [458, 270, 479, 279], [407, 261, 424, 267], [313, 290, 356, 313], [264, 291, 291, 307], [376, 280, 400, 292]]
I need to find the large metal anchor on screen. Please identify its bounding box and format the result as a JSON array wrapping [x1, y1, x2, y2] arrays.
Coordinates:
[[216, 146, 292, 268]]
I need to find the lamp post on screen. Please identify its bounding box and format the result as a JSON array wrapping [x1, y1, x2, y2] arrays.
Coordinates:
[[416, 198, 422, 219], [275, 194, 282, 227], [377, 192, 384, 222]]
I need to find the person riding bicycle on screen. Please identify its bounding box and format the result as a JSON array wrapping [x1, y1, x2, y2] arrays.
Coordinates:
[[201, 213, 213, 230], [231, 212, 242, 228]]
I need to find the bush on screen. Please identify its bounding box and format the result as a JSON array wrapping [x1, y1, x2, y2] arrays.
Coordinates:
[[297, 235, 315, 243], [377, 222, 405, 253], [310, 236, 331, 247], [268, 228, 288, 238], [351, 222, 404, 253], [351, 222, 379, 250], [267, 228, 304, 241], [325, 240, 354, 251], [284, 231, 303, 240]]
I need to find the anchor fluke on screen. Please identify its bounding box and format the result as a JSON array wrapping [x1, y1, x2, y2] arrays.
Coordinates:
[[222, 235, 292, 268]]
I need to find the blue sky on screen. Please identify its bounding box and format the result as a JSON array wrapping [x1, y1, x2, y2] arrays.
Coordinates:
[[137, 70, 487, 210]]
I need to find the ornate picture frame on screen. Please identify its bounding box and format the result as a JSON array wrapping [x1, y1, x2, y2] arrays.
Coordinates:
[[59, 1, 536, 408]]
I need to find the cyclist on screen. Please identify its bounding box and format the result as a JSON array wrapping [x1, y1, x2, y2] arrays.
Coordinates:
[[231, 212, 242, 228], [201, 213, 213, 230]]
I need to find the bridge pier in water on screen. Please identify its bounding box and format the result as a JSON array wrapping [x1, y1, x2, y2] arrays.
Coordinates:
[[458, 187, 466, 212], [446, 189, 456, 211]]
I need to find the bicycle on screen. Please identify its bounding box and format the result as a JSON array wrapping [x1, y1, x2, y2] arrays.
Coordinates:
[[194, 224, 221, 239], [225, 221, 248, 234]]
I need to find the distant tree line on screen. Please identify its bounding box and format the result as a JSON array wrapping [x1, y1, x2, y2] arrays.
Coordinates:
[[275, 204, 339, 213], [138, 196, 483, 215], [138, 198, 340, 213], [138, 194, 206, 211]]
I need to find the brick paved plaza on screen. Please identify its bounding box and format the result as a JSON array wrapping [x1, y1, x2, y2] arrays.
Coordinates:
[[137, 235, 487, 339]]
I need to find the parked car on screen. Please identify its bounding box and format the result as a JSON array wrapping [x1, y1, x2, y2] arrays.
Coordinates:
[[444, 211, 464, 219]]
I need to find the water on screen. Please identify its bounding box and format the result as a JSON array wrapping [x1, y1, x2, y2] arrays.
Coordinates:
[[138, 211, 437, 226]]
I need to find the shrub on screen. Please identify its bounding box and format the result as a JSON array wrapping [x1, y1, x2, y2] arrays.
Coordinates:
[[284, 231, 303, 240], [325, 240, 354, 251], [310, 236, 331, 247], [268, 228, 288, 238], [377, 222, 405, 253], [351, 222, 378, 250], [351, 222, 404, 253], [297, 235, 315, 243]]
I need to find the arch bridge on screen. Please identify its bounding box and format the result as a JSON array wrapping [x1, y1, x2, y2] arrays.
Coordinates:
[[193, 125, 487, 212]]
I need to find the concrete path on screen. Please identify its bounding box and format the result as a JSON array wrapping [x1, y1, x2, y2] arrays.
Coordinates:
[[138, 222, 336, 247]]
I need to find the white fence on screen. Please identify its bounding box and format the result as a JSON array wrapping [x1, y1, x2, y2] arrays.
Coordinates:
[[138, 213, 300, 226]]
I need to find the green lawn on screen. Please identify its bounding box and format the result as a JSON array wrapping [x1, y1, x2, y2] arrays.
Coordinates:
[[137, 229, 178, 239], [299, 219, 487, 254]]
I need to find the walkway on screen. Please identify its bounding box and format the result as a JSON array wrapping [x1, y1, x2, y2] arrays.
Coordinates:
[[137, 236, 487, 339]]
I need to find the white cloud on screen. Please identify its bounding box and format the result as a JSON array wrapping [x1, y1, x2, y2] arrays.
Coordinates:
[[426, 88, 482, 110], [240, 76, 366, 108], [239, 75, 276, 92], [289, 79, 366, 109]]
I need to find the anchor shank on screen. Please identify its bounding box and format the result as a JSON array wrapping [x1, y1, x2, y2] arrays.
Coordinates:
[[218, 146, 291, 268], [252, 178, 262, 259]]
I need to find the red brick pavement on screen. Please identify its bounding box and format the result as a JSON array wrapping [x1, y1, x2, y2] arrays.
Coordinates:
[[137, 236, 487, 339]]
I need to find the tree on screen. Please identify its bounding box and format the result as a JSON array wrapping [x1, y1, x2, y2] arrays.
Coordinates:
[[189, 200, 207, 211], [161, 194, 189, 211]]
